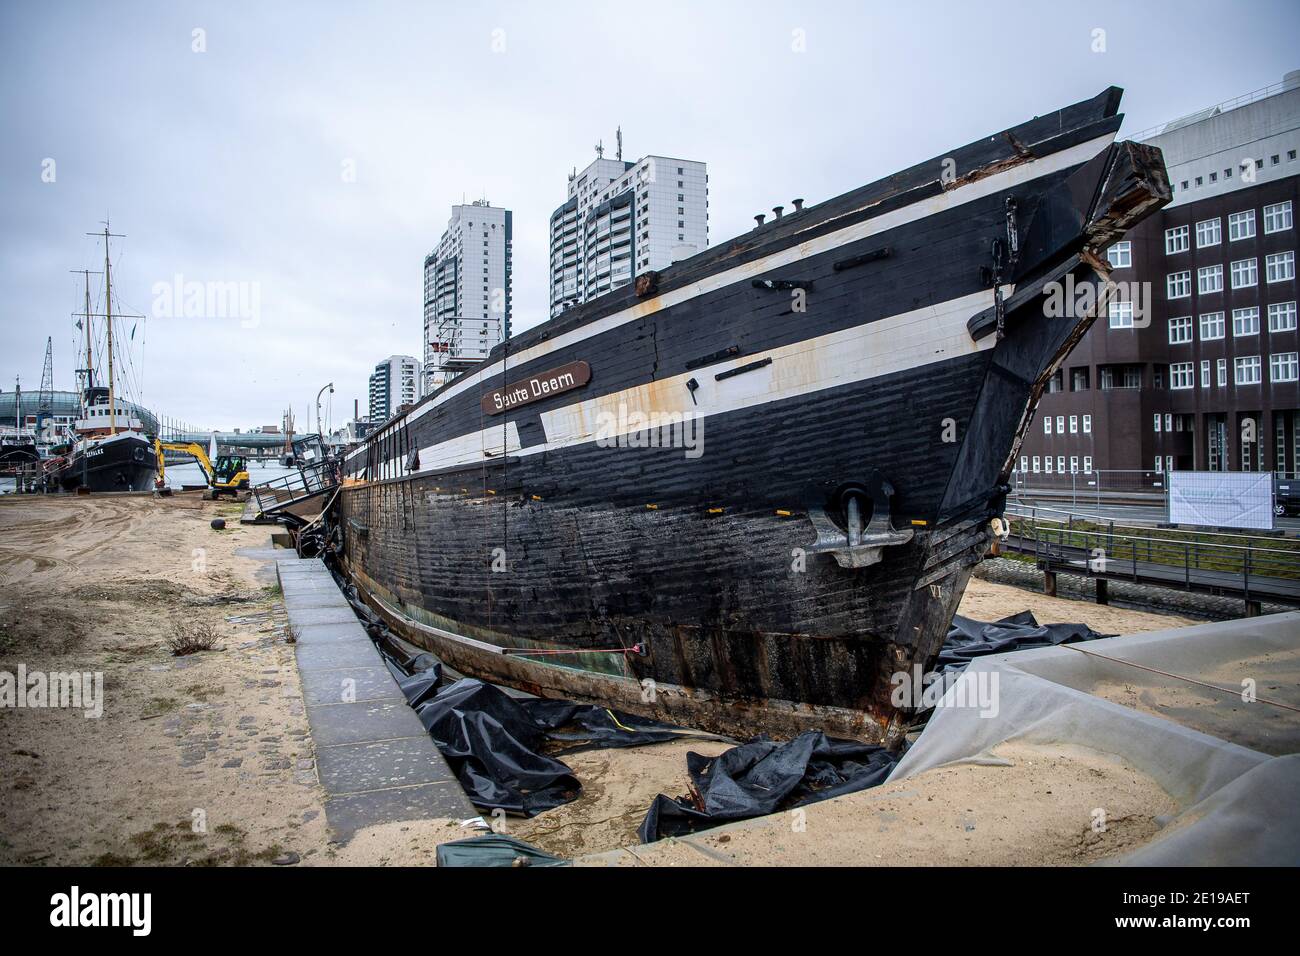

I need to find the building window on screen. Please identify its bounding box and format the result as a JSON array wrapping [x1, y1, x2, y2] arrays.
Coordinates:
[[1069, 415, 1078, 434], [1167, 271, 1191, 299], [1045, 456, 1054, 474], [1109, 299, 1134, 327], [1170, 362, 1195, 389], [1032, 456, 1041, 474], [1165, 225, 1190, 254], [1043, 416, 1052, 435], [1266, 251, 1295, 283], [1083, 414, 1092, 434], [1168, 315, 1193, 343], [1234, 355, 1262, 385], [1057, 456, 1065, 474], [1155, 456, 1163, 473], [1228, 210, 1256, 241], [1071, 368, 1090, 391], [1217, 358, 1227, 386], [1198, 265, 1223, 294], [1264, 201, 1293, 234], [1020, 456, 1028, 473], [1153, 413, 1162, 432], [1056, 415, 1065, 434], [1271, 352, 1299, 383], [1199, 311, 1225, 339], [1269, 301, 1298, 332], [1068, 456, 1078, 474], [1083, 455, 1093, 473], [1107, 241, 1131, 268], [1196, 218, 1221, 247], [1233, 307, 1260, 336], [1201, 359, 1211, 387], [1230, 258, 1258, 288]]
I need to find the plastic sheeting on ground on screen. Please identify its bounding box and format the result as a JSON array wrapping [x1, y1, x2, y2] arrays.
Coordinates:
[[889, 613, 1300, 865], [436, 834, 570, 867], [938, 611, 1109, 671], [638, 731, 897, 843], [412, 677, 688, 816]]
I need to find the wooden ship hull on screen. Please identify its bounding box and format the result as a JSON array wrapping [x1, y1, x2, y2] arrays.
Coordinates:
[[336, 88, 1170, 742]]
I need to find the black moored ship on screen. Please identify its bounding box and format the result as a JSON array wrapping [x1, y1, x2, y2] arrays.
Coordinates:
[[44, 226, 157, 495], [47, 387, 156, 493], [336, 87, 1170, 742]]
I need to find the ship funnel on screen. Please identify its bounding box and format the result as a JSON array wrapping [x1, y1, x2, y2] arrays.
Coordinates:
[[772, 206, 784, 219], [792, 198, 804, 211], [754, 214, 766, 227]]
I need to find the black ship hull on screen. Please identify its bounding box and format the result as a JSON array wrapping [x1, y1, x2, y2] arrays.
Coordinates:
[[337, 88, 1169, 741], [1, 440, 39, 474], [52, 432, 156, 493]]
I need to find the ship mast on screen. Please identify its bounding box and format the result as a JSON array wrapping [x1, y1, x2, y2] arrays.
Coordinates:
[[69, 268, 101, 402], [103, 226, 116, 435]]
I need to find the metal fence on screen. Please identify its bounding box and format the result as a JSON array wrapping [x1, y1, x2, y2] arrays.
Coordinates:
[[252, 458, 337, 515], [1003, 512, 1300, 605]]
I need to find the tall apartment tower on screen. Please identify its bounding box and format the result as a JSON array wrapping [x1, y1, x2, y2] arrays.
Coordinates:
[[423, 201, 513, 393], [1020, 71, 1300, 481], [368, 354, 422, 424], [549, 146, 707, 317]]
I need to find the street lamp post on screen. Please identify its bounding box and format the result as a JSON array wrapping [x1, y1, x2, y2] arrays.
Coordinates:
[[316, 382, 334, 450]]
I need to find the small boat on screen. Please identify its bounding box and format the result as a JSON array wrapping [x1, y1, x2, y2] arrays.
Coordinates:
[[336, 87, 1170, 742]]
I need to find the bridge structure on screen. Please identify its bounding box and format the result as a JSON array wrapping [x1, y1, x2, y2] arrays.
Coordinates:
[[158, 430, 324, 460]]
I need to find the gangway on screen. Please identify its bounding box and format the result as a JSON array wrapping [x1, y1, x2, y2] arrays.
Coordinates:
[[244, 457, 338, 524]]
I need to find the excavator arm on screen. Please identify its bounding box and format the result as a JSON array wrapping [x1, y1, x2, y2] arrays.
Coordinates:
[[154, 439, 248, 497], [155, 440, 217, 487]]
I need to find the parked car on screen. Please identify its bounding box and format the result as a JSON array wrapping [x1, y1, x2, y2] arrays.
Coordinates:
[[1275, 477, 1299, 517]]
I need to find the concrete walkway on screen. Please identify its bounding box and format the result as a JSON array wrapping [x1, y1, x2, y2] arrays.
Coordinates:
[[275, 554, 476, 839]]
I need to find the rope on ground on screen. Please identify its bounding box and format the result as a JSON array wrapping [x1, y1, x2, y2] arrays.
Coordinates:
[[1061, 643, 1300, 714]]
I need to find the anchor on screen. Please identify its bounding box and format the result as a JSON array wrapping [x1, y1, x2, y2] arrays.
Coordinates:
[[806, 474, 914, 569]]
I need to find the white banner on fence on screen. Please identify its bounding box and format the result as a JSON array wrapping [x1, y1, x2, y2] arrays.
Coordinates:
[[1167, 471, 1275, 530]]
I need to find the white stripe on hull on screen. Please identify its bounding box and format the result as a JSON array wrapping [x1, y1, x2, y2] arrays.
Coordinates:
[[377, 285, 1007, 480]]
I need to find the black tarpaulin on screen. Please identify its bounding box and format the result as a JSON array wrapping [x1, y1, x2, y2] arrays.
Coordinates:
[[937, 610, 1110, 671], [638, 731, 897, 843], [412, 677, 698, 817]]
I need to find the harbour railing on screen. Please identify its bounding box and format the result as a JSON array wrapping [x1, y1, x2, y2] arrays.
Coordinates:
[[1001, 511, 1300, 610]]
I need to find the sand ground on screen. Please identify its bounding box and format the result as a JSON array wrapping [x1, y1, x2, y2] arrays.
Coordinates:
[[578, 741, 1180, 866], [0, 493, 1198, 865], [0, 493, 470, 866]]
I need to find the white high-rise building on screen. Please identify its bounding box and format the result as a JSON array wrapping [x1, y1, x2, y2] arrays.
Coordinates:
[[423, 200, 513, 393], [549, 149, 707, 317], [368, 354, 422, 424]]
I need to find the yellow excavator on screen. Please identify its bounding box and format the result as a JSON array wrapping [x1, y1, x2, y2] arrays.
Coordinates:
[[154, 440, 250, 498]]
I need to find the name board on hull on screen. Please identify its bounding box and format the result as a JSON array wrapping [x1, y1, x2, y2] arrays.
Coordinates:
[[481, 360, 591, 415]]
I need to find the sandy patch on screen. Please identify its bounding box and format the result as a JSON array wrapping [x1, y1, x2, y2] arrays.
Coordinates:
[[958, 577, 1196, 633], [509, 738, 734, 858], [582, 741, 1179, 866], [0, 494, 329, 866]]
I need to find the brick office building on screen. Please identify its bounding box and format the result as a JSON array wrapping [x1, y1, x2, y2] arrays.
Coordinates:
[[1020, 73, 1299, 481]]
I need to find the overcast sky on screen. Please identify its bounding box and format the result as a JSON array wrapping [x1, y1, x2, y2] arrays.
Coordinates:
[[2, 0, 1297, 431]]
